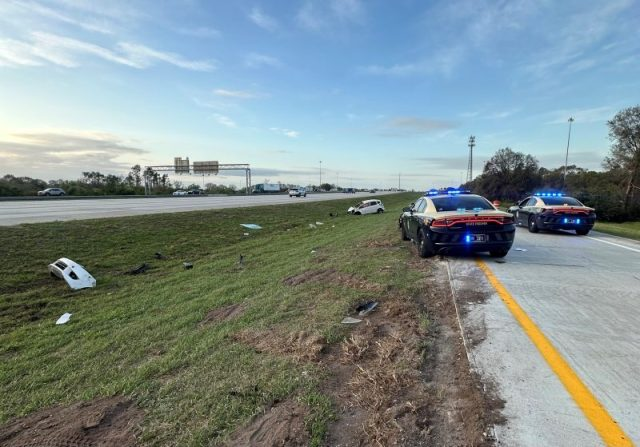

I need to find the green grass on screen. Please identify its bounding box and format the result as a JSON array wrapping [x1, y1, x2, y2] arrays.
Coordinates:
[[594, 221, 640, 241], [0, 192, 423, 446]]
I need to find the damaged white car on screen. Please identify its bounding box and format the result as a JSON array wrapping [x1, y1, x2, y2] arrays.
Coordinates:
[[48, 258, 96, 290], [348, 199, 385, 215]]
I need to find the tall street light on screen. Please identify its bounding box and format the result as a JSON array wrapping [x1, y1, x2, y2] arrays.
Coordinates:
[[319, 160, 322, 189], [562, 117, 575, 190]]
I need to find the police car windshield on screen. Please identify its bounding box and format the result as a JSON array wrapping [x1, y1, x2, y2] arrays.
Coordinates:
[[540, 196, 582, 206], [431, 195, 494, 212]]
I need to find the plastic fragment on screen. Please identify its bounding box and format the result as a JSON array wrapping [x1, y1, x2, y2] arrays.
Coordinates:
[[183, 262, 193, 269], [154, 252, 166, 260], [341, 317, 362, 324], [316, 222, 324, 225], [128, 263, 149, 275], [308, 224, 317, 229], [514, 248, 528, 252], [241, 224, 262, 230], [356, 301, 378, 316], [56, 313, 72, 325]]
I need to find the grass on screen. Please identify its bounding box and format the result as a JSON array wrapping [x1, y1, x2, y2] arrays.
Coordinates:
[[0, 192, 424, 446], [594, 221, 640, 241]]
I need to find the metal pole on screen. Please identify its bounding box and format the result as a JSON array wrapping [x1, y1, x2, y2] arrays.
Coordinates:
[[562, 117, 574, 190], [398, 173, 400, 190], [319, 160, 322, 188]]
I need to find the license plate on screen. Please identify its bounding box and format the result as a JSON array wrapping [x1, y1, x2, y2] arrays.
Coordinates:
[[468, 234, 487, 242], [565, 218, 575, 224]]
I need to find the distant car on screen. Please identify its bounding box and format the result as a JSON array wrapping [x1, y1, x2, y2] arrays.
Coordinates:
[[348, 199, 385, 215], [399, 189, 515, 258], [343, 188, 355, 194], [172, 190, 188, 196], [37, 188, 65, 196], [289, 187, 307, 197], [187, 189, 205, 195], [508, 193, 596, 235]]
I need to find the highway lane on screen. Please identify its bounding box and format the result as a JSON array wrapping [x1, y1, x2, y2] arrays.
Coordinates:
[[449, 228, 640, 446], [0, 192, 396, 226]]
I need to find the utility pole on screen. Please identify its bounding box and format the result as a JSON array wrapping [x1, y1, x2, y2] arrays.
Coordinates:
[[398, 173, 401, 190], [319, 160, 322, 189], [562, 117, 574, 190], [466, 135, 476, 183]]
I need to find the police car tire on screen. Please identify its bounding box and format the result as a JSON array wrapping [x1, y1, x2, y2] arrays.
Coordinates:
[[490, 248, 509, 257], [417, 229, 435, 258], [528, 216, 539, 233], [575, 228, 589, 235]]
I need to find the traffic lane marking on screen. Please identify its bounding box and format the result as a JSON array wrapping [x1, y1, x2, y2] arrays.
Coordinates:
[[586, 235, 640, 254], [476, 259, 634, 447]]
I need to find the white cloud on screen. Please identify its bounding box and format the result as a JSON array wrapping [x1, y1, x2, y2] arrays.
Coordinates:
[[0, 32, 215, 71], [270, 127, 300, 138], [296, 0, 366, 32], [331, 0, 365, 23], [359, 46, 464, 77], [545, 106, 614, 125], [245, 52, 281, 69], [10, 0, 114, 34], [296, 2, 325, 31], [379, 117, 456, 136], [248, 7, 278, 32], [213, 114, 237, 128], [213, 89, 262, 99], [0, 129, 148, 176]]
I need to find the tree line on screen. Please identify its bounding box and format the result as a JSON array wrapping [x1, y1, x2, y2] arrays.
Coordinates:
[[464, 106, 640, 221]]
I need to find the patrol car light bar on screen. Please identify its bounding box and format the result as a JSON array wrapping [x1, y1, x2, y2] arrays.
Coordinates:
[[534, 192, 564, 197], [425, 188, 471, 196]]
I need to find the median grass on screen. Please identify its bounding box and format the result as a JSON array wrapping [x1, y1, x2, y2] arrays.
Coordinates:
[[594, 221, 640, 241], [0, 192, 424, 446]]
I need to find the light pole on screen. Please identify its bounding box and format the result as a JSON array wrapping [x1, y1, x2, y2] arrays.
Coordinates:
[[319, 160, 322, 189], [562, 117, 574, 190]]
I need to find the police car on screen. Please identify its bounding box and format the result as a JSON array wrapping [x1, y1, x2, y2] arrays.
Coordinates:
[[508, 192, 596, 235], [399, 189, 516, 258]]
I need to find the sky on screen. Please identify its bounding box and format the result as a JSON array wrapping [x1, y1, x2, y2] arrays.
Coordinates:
[[0, 0, 639, 190]]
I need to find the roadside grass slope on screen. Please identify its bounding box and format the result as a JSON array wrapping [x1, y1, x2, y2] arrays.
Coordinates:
[[0, 192, 425, 445], [595, 221, 640, 241]]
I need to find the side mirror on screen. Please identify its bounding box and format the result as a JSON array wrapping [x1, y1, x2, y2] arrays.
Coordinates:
[[402, 207, 412, 212]]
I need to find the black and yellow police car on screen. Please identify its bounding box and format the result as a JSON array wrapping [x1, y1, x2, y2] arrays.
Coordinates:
[[399, 189, 516, 258], [508, 192, 596, 235]]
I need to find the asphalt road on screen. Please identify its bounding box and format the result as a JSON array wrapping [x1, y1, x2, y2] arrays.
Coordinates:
[[0, 192, 396, 226], [448, 228, 640, 446]]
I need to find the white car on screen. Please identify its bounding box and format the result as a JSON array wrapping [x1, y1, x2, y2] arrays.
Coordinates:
[[289, 187, 307, 197], [172, 190, 188, 196], [348, 199, 385, 215], [37, 187, 65, 196]]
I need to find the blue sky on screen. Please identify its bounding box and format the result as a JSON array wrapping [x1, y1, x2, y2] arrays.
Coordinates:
[[0, 0, 638, 190]]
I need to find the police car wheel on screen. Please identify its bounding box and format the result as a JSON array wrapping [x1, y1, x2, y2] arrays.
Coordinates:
[[575, 228, 589, 235], [489, 248, 509, 258], [528, 216, 539, 233], [417, 229, 435, 258]]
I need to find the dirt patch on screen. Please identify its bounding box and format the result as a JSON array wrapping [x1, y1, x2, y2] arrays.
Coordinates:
[[283, 269, 383, 292], [200, 303, 245, 326], [0, 396, 143, 447], [225, 399, 309, 446], [234, 329, 326, 362]]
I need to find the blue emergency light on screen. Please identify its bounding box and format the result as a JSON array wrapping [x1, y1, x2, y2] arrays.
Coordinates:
[[425, 187, 471, 196], [535, 192, 564, 197]]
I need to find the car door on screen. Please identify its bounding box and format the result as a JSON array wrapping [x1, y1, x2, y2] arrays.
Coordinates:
[[513, 198, 529, 225], [408, 198, 426, 238], [518, 197, 538, 225], [362, 201, 375, 214]]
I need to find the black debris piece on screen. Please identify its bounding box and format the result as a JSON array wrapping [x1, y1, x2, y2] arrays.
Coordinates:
[[495, 259, 506, 264], [355, 300, 378, 316], [128, 263, 150, 275], [239, 255, 244, 265], [183, 262, 193, 270], [154, 252, 166, 260]]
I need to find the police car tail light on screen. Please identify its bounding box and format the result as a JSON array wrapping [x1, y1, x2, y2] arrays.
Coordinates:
[[502, 215, 514, 224], [430, 218, 447, 228]]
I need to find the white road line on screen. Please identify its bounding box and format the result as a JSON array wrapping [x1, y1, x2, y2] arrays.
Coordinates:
[[586, 236, 640, 254]]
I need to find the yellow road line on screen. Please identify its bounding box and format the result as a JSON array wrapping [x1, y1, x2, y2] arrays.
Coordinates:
[[476, 259, 633, 447]]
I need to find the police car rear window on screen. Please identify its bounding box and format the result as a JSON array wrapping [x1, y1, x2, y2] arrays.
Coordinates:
[[431, 196, 494, 212], [540, 197, 582, 206]]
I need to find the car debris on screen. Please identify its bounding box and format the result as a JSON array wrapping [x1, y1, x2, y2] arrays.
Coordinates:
[[56, 313, 72, 325], [514, 247, 528, 252], [239, 255, 244, 266], [128, 263, 150, 275], [243, 232, 250, 236], [316, 222, 324, 225], [48, 258, 96, 290], [241, 224, 262, 230], [183, 262, 193, 269], [341, 317, 362, 324], [308, 224, 317, 229], [356, 301, 378, 316], [154, 252, 166, 260]]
